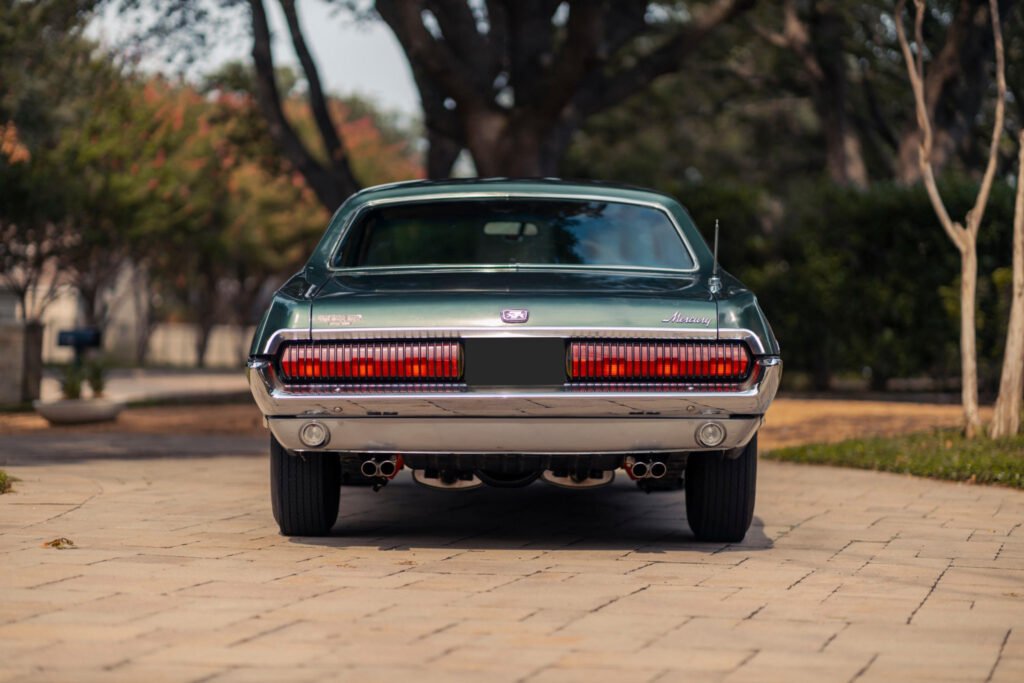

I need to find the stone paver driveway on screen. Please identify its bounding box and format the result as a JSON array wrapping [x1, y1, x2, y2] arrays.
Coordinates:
[[1, 430, 1023, 682]]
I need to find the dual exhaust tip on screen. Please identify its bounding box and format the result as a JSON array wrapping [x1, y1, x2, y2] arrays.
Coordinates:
[[360, 457, 402, 479], [626, 458, 668, 480]]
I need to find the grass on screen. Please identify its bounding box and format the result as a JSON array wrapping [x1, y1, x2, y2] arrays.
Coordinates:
[[765, 429, 1024, 489], [0, 470, 12, 494]]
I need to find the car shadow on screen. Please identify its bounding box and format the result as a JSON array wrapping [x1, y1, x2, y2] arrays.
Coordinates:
[[289, 474, 772, 553], [0, 433, 265, 466]]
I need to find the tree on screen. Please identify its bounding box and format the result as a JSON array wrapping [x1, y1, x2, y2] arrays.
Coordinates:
[[892, 0, 1017, 184], [118, 1, 758, 209], [755, 0, 869, 189], [896, 0, 1006, 437], [0, 0, 100, 321], [989, 131, 1024, 437]]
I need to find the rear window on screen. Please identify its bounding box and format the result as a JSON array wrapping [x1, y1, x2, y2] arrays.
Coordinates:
[[334, 199, 694, 270]]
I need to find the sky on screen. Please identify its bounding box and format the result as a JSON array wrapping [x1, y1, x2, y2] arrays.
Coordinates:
[[89, 1, 421, 117]]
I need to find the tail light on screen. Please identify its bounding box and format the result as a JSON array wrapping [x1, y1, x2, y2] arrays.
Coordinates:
[[279, 340, 462, 383], [568, 340, 752, 383]]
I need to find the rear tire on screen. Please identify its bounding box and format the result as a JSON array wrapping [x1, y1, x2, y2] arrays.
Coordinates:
[[270, 436, 340, 536], [685, 434, 757, 542]]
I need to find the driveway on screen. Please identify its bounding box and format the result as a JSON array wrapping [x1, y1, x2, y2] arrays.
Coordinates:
[[1, 404, 1022, 682]]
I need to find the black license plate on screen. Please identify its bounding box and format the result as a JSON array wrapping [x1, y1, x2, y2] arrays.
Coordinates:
[[463, 338, 567, 387]]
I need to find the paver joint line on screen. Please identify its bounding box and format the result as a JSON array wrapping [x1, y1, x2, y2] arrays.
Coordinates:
[[984, 628, 1013, 683], [906, 559, 953, 625], [848, 653, 880, 683]]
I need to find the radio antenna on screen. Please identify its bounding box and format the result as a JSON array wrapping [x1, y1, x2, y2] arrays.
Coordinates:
[[709, 220, 722, 294], [712, 220, 720, 277]]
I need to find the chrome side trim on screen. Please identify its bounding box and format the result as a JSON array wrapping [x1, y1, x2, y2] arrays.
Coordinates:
[[326, 192, 702, 274], [259, 328, 312, 355], [256, 326, 768, 355], [268, 416, 761, 455]]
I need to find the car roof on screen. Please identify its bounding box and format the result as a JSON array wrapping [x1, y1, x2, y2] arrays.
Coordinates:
[[349, 177, 680, 207]]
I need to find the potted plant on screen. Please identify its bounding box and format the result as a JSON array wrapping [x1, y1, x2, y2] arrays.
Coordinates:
[[33, 362, 123, 425]]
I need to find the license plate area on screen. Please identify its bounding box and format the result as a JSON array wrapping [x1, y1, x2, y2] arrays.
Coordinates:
[[463, 338, 567, 387]]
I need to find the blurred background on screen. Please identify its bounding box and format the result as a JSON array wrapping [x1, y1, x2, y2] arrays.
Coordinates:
[[1, 0, 1022, 401]]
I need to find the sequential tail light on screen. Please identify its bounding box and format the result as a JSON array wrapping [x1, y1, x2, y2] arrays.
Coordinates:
[[279, 341, 462, 383], [568, 340, 752, 382]]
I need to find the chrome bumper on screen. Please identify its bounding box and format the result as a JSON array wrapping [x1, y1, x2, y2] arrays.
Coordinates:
[[248, 358, 781, 455]]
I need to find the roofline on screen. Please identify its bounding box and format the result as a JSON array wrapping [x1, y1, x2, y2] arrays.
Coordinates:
[[354, 177, 678, 202]]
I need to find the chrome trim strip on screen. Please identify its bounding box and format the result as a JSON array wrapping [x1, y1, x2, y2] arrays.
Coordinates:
[[248, 359, 782, 420], [268, 416, 761, 455], [326, 192, 701, 275], [256, 327, 768, 355]]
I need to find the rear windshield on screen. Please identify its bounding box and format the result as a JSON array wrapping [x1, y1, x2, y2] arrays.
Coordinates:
[[334, 199, 694, 270]]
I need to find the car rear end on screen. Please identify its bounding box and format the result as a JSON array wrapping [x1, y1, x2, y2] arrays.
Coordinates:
[[248, 180, 781, 541]]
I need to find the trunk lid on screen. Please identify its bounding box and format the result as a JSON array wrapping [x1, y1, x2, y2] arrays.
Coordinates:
[[310, 270, 717, 332]]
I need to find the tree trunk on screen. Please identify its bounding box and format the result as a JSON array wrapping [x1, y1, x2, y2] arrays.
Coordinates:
[[959, 242, 983, 437], [463, 110, 568, 178], [20, 320, 43, 403], [194, 323, 213, 369], [810, 3, 869, 189], [131, 267, 154, 366], [820, 105, 869, 189], [426, 132, 462, 179], [989, 133, 1024, 438]]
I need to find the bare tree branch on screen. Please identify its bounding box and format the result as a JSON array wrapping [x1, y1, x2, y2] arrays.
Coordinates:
[[573, 0, 756, 119], [753, 0, 822, 81], [426, 0, 492, 90], [895, 0, 963, 249], [247, 0, 345, 209], [278, 0, 360, 195], [503, 0, 562, 108], [965, 0, 1006, 237], [376, 0, 489, 115], [530, 0, 605, 124]]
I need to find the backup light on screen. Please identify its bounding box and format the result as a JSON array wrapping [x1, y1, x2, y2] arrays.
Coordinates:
[[299, 421, 330, 448], [696, 421, 726, 447]]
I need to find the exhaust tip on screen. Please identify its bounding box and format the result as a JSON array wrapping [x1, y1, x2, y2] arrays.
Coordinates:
[[631, 461, 649, 478], [649, 462, 668, 479], [378, 460, 397, 478], [359, 460, 380, 478]]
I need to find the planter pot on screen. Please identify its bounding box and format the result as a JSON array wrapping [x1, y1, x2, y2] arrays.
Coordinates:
[[33, 398, 124, 425]]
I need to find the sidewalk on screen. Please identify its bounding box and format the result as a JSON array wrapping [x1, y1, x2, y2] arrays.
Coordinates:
[[39, 368, 249, 404]]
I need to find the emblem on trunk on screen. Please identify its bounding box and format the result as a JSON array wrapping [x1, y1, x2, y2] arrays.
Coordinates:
[[314, 314, 363, 326], [662, 312, 712, 326], [501, 309, 529, 323]]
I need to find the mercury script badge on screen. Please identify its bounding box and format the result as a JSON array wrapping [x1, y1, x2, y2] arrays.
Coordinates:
[[662, 311, 712, 326], [314, 314, 363, 326], [501, 309, 529, 323]]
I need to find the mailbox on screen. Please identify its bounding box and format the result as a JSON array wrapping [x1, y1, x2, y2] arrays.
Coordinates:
[[57, 328, 102, 364]]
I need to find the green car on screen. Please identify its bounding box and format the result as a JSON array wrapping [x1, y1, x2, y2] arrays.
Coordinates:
[[248, 179, 781, 541]]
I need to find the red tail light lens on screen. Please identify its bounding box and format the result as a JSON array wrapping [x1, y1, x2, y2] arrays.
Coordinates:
[[279, 341, 462, 383], [568, 340, 752, 382]]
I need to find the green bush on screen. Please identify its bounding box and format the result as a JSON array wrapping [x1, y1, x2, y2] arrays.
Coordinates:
[[85, 361, 107, 398], [59, 365, 84, 400], [679, 178, 1017, 391], [765, 429, 1024, 489]]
